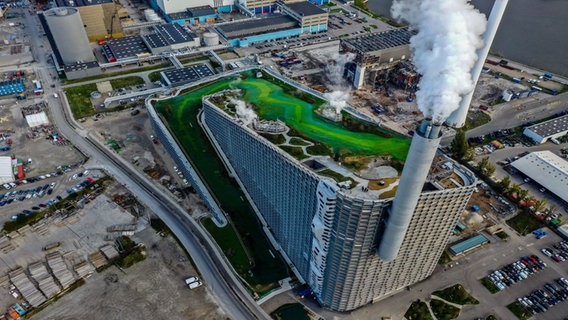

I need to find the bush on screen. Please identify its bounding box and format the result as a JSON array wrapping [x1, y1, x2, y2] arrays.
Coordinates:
[[506, 301, 532, 320], [404, 300, 434, 320], [280, 145, 308, 160], [430, 299, 460, 320]]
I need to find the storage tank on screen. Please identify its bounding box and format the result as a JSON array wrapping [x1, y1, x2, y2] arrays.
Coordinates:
[[43, 7, 94, 65], [203, 32, 219, 47]]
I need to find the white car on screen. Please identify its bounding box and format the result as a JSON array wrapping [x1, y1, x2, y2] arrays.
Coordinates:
[[185, 276, 199, 285]]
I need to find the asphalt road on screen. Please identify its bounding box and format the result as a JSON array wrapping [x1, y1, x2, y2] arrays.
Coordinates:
[[22, 8, 269, 320], [467, 92, 568, 139]]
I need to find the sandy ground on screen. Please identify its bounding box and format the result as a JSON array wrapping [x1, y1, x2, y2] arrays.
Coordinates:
[[35, 229, 227, 320]]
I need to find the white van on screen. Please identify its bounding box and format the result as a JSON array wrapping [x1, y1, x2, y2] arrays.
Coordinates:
[[53, 93, 58, 98], [185, 276, 198, 285]]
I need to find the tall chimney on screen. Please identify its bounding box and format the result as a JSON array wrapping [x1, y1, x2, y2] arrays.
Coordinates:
[[377, 119, 442, 262], [445, 0, 509, 128]]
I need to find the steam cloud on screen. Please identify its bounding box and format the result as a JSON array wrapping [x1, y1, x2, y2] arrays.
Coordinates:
[[391, 0, 487, 123], [324, 90, 350, 114], [231, 98, 257, 126], [310, 49, 355, 113]]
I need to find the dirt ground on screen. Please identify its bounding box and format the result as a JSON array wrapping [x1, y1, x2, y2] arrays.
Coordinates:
[[0, 98, 85, 176], [82, 107, 206, 212], [35, 229, 227, 320]]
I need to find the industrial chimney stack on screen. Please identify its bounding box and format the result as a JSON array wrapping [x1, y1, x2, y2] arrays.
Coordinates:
[[378, 119, 442, 261], [446, 0, 509, 127]]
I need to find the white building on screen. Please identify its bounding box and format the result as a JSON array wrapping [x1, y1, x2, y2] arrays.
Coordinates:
[[511, 151, 568, 203], [0, 156, 14, 184], [523, 114, 568, 144]]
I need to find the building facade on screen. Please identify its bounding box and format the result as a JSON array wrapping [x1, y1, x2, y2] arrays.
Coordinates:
[[200, 94, 477, 311]]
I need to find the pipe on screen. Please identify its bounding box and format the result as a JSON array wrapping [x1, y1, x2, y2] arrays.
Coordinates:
[[378, 120, 441, 261], [446, 0, 509, 128]]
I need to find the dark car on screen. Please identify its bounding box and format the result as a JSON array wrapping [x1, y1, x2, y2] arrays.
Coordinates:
[[22, 209, 32, 214], [56, 195, 63, 201], [31, 206, 40, 210], [39, 203, 47, 208]]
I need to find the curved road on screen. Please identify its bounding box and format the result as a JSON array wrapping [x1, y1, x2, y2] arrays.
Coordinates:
[[22, 8, 269, 320]]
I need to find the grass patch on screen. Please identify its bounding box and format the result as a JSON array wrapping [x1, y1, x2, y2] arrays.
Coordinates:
[[430, 299, 460, 320], [367, 177, 398, 191], [114, 236, 146, 268], [480, 277, 500, 294], [148, 71, 162, 83], [289, 137, 310, 146], [506, 210, 544, 236], [305, 141, 332, 156], [495, 230, 510, 240], [506, 301, 532, 320], [65, 83, 98, 119], [404, 300, 434, 320], [202, 218, 250, 276], [271, 303, 310, 320], [379, 187, 398, 199], [109, 76, 144, 89], [259, 133, 286, 145], [464, 111, 491, 130], [280, 145, 308, 160], [317, 169, 357, 188], [432, 284, 479, 305], [438, 250, 452, 265], [3, 210, 45, 233], [486, 316, 498, 320]]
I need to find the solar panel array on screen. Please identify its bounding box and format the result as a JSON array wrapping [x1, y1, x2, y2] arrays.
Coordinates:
[[163, 64, 214, 86]]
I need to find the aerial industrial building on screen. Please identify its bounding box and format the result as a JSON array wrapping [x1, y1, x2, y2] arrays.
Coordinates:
[[523, 114, 568, 144], [160, 64, 214, 87], [511, 151, 568, 203], [146, 71, 477, 311], [39, 7, 102, 79], [341, 27, 414, 89], [215, 1, 327, 47], [143, 23, 200, 55], [54, 0, 124, 41]]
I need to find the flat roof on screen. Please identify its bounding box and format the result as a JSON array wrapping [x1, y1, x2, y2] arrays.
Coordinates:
[[525, 114, 568, 138], [103, 35, 149, 61], [511, 151, 568, 203], [144, 33, 169, 49], [0, 156, 12, 178], [216, 15, 298, 39], [284, 1, 326, 16], [55, 0, 113, 7], [187, 5, 215, 17], [63, 61, 100, 72], [162, 64, 214, 86], [154, 23, 197, 45], [449, 234, 489, 255], [342, 27, 414, 54]]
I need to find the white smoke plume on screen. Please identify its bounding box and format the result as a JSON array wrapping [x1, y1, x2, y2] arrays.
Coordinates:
[[310, 48, 356, 113], [391, 0, 487, 123], [324, 90, 350, 114], [231, 98, 257, 126]]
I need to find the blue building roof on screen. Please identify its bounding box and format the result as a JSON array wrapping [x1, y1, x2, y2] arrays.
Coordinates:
[[449, 234, 489, 255], [0, 79, 25, 96]]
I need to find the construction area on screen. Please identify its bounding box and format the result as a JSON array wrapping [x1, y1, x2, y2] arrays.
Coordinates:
[[0, 177, 225, 319], [0, 10, 33, 66]]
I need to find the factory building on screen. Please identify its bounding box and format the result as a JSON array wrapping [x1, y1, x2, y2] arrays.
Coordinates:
[[523, 114, 568, 144], [102, 35, 150, 62], [180, 85, 478, 311], [160, 64, 214, 87], [143, 23, 200, 54], [39, 7, 102, 80], [54, 0, 124, 41], [341, 27, 414, 89], [167, 5, 220, 25], [511, 151, 568, 203], [215, 1, 327, 47]]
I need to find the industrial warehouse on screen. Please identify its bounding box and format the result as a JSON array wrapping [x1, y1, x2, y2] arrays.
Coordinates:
[[511, 151, 568, 203]]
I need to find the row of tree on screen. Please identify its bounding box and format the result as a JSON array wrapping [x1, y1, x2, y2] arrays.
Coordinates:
[[494, 175, 549, 212]]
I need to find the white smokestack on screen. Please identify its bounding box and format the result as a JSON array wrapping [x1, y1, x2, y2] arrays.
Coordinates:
[[446, 0, 509, 127], [392, 0, 487, 123]]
